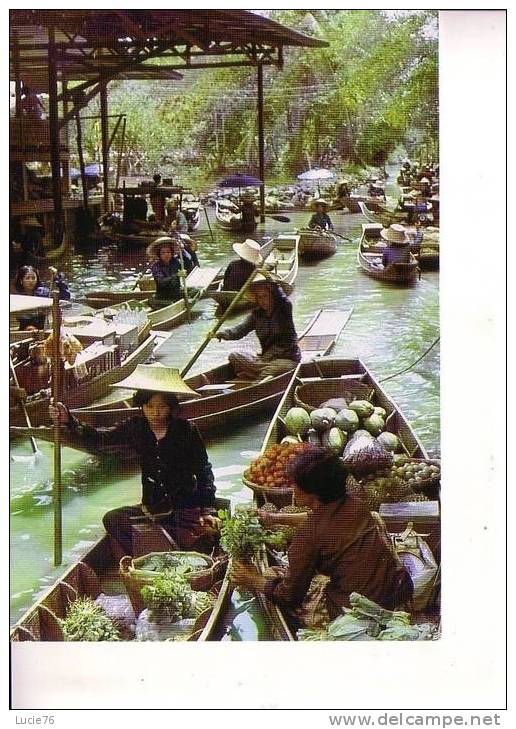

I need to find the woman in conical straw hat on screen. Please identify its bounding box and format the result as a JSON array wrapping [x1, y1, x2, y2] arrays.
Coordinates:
[[215, 271, 300, 380], [50, 365, 220, 557], [146, 235, 193, 303], [307, 198, 334, 231]]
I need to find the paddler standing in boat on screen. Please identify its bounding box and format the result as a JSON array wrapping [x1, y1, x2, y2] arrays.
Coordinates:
[[215, 274, 301, 379], [49, 366, 221, 558], [230, 446, 413, 629], [308, 199, 334, 231], [146, 236, 193, 304], [239, 191, 258, 233]]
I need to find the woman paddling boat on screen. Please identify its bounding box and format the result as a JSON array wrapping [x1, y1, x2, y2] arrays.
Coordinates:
[[146, 235, 194, 304], [215, 275, 300, 380], [50, 367, 221, 559]]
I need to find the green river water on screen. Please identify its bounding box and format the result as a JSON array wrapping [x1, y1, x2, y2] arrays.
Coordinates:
[[10, 171, 439, 634]]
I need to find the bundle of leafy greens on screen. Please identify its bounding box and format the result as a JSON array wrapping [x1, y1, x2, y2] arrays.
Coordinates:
[[219, 509, 294, 562], [140, 570, 195, 622], [61, 597, 121, 642]]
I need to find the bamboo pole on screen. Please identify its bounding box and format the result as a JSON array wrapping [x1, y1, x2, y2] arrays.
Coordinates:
[[176, 244, 191, 323], [10, 357, 39, 457], [180, 268, 262, 378], [51, 282, 63, 566], [257, 63, 266, 223], [100, 78, 110, 212], [48, 25, 64, 247], [75, 112, 89, 210]]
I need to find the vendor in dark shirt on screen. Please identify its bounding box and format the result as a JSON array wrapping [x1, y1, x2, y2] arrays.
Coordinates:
[[216, 275, 301, 380], [308, 199, 334, 231], [50, 368, 219, 557], [239, 192, 258, 233], [146, 236, 192, 302], [12, 264, 71, 330], [221, 238, 263, 292], [231, 447, 413, 628]]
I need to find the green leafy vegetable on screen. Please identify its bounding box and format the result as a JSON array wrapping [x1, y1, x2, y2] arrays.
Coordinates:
[[61, 597, 120, 642]]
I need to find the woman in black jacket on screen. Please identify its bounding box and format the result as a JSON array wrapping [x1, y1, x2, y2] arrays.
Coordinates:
[[50, 388, 219, 556]]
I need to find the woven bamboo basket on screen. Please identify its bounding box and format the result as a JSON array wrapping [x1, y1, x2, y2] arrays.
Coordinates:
[[242, 470, 293, 508], [119, 551, 222, 616], [256, 507, 311, 526], [294, 380, 375, 413]]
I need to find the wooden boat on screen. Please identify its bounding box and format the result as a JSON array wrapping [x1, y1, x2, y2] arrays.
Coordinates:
[[363, 223, 439, 273], [248, 358, 435, 640], [214, 199, 257, 233], [208, 235, 298, 317], [10, 499, 233, 642], [182, 197, 201, 231], [297, 228, 337, 260], [358, 200, 407, 226], [12, 308, 353, 451], [10, 332, 157, 428], [34, 232, 69, 261], [357, 224, 419, 285], [339, 195, 387, 214], [82, 262, 217, 309]]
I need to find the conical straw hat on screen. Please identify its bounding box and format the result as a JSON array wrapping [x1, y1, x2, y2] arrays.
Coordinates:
[[112, 364, 201, 397], [380, 224, 408, 246]]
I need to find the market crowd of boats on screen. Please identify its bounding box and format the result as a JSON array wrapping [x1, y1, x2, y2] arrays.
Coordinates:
[[9, 159, 440, 642]]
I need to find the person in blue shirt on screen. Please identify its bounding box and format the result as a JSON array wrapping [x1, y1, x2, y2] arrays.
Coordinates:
[[13, 264, 70, 330], [147, 236, 192, 303], [379, 225, 411, 268], [308, 199, 334, 231]]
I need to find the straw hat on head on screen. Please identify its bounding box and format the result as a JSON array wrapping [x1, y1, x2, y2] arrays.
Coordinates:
[[112, 364, 201, 398], [232, 239, 263, 266], [21, 216, 43, 228], [245, 271, 293, 300], [380, 224, 408, 246], [146, 235, 180, 260], [420, 177, 430, 184], [241, 191, 256, 202], [311, 198, 330, 210]]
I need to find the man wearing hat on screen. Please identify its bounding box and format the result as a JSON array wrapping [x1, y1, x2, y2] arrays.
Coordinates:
[[368, 179, 386, 199], [221, 239, 263, 292], [334, 179, 351, 209], [50, 365, 219, 557], [215, 274, 300, 380], [308, 199, 334, 231], [239, 191, 258, 233], [379, 224, 412, 268]]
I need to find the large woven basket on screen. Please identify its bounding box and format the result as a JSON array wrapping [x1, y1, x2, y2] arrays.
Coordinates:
[[119, 551, 222, 616], [242, 470, 293, 508], [294, 379, 375, 413]]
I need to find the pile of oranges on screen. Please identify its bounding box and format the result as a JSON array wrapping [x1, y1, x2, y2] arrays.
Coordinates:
[[246, 442, 312, 489]]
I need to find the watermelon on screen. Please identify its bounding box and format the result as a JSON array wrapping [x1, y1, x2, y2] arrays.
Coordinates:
[[321, 427, 347, 454], [334, 408, 360, 434], [310, 408, 337, 432], [348, 400, 375, 419], [376, 432, 400, 453], [362, 414, 385, 436], [284, 407, 311, 437]]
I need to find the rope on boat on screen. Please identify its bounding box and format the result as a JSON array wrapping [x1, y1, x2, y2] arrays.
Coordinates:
[[379, 336, 440, 383]]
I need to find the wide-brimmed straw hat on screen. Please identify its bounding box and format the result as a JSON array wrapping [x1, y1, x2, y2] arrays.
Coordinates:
[[232, 239, 263, 266], [245, 271, 293, 299], [311, 198, 330, 210], [112, 364, 200, 398], [380, 224, 408, 246], [146, 235, 180, 259], [21, 216, 43, 228], [420, 177, 430, 184]]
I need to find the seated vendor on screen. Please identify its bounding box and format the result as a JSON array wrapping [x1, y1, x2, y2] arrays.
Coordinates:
[[230, 446, 413, 628], [12, 265, 71, 330], [221, 239, 263, 292], [379, 224, 411, 267], [146, 236, 192, 303], [308, 199, 334, 231]]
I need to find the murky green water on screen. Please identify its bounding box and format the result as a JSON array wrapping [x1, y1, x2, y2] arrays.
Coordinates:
[[10, 168, 439, 629]]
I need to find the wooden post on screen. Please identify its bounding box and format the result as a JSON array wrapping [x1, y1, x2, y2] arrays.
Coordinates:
[[76, 111, 89, 210], [13, 30, 22, 118], [114, 115, 126, 193], [100, 77, 110, 212], [51, 283, 63, 566], [257, 63, 266, 223], [48, 25, 64, 246], [61, 80, 70, 199]]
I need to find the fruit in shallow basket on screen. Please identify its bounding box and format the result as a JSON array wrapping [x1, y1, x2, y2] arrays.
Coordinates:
[[246, 442, 311, 489], [260, 502, 279, 513], [279, 505, 309, 514], [400, 493, 429, 503], [284, 407, 311, 437]]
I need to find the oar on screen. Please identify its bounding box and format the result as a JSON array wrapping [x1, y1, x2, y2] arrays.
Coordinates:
[[51, 279, 63, 567], [266, 214, 290, 223], [203, 206, 215, 243], [180, 267, 262, 378], [10, 356, 41, 461], [332, 231, 352, 242]]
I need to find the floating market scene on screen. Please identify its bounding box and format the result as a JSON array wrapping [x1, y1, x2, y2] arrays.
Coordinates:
[[10, 9, 441, 649]]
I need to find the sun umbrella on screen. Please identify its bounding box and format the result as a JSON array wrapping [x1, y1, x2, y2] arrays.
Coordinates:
[[297, 168, 335, 195], [218, 173, 263, 188]]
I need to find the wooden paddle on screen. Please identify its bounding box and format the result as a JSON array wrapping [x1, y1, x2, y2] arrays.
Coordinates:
[[180, 267, 262, 378], [176, 245, 191, 323], [203, 206, 215, 242], [332, 231, 352, 242], [266, 214, 291, 223], [10, 356, 40, 459]]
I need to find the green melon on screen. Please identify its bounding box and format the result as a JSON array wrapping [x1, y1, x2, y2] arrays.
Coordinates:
[[284, 407, 311, 437], [334, 408, 360, 434], [348, 400, 375, 419], [362, 414, 385, 436]]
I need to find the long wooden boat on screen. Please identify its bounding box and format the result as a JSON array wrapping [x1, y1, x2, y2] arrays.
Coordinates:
[[249, 358, 435, 640], [99, 226, 170, 248], [357, 224, 419, 285], [297, 228, 337, 260], [338, 195, 387, 214], [358, 200, 408, 226], [208, 235, 299, 316], [10, 499, 233, 642], [82, 264, 218, 309], [214, 199, 257, 233], [363, 223, 439, 273], [183, 199, 201, 231], [10, 332, 157, 428], [11, 309, 353, 451]]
